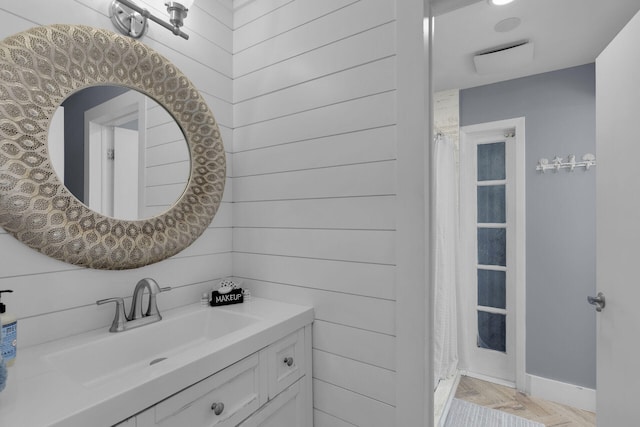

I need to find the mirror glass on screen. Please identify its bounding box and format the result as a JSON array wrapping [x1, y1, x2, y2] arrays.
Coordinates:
[[49, 86, 190, 221]]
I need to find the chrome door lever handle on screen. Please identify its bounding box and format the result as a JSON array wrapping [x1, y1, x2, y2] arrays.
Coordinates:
[[587, 292, 606, 312]]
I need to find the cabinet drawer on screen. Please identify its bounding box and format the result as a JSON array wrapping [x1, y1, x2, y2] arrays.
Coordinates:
[[152, 353, 264, 427], [267, 329, 305, 398]]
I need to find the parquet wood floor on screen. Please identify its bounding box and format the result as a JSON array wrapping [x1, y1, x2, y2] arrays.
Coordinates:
[[454, 376, 596, 426]]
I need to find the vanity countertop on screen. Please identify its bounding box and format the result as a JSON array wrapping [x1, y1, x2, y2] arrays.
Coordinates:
[[0, 298, 313, 427]]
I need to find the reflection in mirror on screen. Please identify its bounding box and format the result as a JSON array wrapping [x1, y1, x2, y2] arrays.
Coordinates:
[[50, 86, 190, 221]]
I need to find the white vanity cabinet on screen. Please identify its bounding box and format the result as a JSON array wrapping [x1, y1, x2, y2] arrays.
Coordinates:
[[127, 327, 311, 427], [0, 299, 313, 427]]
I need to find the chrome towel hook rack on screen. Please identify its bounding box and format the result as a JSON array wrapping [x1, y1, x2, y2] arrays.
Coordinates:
[[536, 153, 596, 173]]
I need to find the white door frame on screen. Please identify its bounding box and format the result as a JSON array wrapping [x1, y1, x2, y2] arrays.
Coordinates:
[[459, 117, 526, 391], [84, 90, 147, 217]]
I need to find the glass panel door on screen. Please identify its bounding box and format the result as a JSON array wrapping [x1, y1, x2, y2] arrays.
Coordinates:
[[476, 141, 507, 355]]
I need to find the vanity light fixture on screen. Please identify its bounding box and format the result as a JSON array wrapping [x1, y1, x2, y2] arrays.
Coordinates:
[[109, 0, 194, 40], [488, 0, 516, 5]]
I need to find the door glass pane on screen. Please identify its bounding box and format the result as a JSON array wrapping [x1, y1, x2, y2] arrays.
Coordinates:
[[477, 142, 505, 181], [477, 185, 506, 223], [478, 269, 506, 309], [477, 311, 506, 352], [477, 227, 506, 266]]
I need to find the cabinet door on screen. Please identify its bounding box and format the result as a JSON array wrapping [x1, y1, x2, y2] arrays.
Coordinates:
[[267, 329, 305, 399], [238, 378, 306, 427]]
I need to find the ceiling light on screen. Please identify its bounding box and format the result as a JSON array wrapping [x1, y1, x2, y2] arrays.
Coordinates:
[[488, 0, 515, 5]]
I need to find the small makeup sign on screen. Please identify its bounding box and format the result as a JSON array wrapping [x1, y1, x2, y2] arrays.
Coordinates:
[[210, 280, 244, 306]]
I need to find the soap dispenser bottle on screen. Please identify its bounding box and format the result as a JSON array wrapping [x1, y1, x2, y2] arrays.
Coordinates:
[[0, 290, 16, 366]]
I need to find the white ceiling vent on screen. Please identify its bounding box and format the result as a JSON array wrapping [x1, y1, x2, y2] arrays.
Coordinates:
[[473, 40, 534, 75]]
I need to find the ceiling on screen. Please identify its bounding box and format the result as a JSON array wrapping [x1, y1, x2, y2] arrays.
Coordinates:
[[433, 0, 640, 91]]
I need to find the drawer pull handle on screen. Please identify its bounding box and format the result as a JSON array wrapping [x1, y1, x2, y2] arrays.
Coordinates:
[[211, 402, 225, 415], [283, 356, 294, 367]]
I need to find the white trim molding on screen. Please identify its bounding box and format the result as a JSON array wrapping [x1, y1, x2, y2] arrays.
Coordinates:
[[435, 371, 461, 427], [462, 370, 516, 389], [395, 1, 431, 426], [526, 374, 596, 412]]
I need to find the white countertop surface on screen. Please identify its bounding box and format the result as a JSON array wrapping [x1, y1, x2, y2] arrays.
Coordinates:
[[0, 298, 313, 427]]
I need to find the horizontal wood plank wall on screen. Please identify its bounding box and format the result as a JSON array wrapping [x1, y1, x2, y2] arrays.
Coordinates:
[[0, 0, 234, 347], [231, 0, 397, 425]]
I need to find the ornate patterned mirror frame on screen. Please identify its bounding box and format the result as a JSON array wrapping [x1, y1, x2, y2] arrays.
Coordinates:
[[0, 25, 226, 269]]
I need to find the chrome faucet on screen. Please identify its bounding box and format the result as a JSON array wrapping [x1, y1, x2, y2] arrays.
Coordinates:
[[97, 278, 171, 332]]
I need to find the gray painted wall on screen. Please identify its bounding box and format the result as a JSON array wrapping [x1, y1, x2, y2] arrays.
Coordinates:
[[460, 64, 596, 389]]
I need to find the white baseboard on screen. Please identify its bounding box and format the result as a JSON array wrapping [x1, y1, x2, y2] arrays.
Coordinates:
[[435, 371, 461, 427], [526, 374, 596, 412], [462, 370, 516, 390]]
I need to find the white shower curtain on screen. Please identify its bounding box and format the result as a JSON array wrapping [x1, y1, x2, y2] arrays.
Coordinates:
[[433, 133, 460, 388]]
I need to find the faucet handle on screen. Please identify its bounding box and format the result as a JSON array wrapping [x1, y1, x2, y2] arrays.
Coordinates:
[[96, 297, 127, 332], [160, 286, 172, 292], [97, 297, 125, 307]]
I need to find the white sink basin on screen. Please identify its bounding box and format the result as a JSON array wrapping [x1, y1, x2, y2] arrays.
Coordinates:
[[45, 306, 259, 387], [0, 298, 314, 427]]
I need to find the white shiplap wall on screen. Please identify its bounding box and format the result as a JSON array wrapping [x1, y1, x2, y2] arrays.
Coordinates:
[[0, 0, 233, 348], [231, 1, 403, 426], [0, 1, 430, 425]]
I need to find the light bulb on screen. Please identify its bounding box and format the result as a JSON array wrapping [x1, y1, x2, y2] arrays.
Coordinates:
[[488, 0, 515, 5]]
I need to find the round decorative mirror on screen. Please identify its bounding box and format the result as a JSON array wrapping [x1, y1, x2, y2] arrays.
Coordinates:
[[0, 25, 226, 269]]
